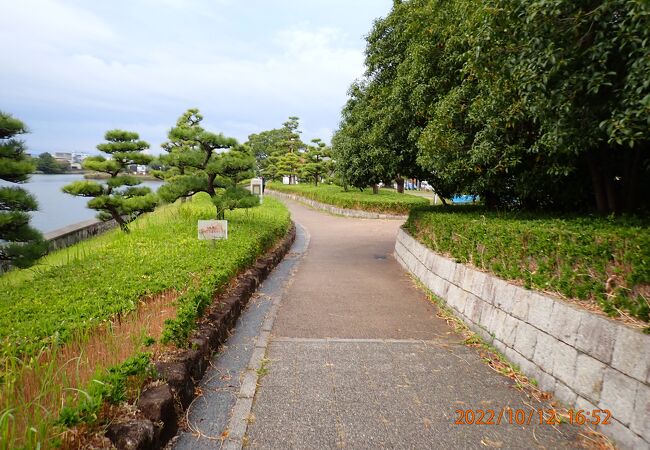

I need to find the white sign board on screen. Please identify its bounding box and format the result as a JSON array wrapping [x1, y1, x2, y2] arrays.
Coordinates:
[[198, 220, 228, 240], [250, 177, 263, 195]]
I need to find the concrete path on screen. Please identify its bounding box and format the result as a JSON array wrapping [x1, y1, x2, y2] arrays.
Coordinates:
[[174, 198, 582, 450]]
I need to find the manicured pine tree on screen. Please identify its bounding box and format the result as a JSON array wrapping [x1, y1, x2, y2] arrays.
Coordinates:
[[157, 109, 258, 219], [301, 138, 332, 186], [0, 112, 47, 269], [63, 130, 157, 232]]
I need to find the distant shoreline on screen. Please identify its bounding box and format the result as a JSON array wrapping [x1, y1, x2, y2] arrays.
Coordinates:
[[82, 172, 160, 181], [32, 171, 160, 181]]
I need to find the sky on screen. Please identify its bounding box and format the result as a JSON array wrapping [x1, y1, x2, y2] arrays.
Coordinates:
[[1, 0, 393, 155]]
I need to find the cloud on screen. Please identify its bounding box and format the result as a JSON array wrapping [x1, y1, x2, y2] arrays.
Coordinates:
[[1, 0, 114, 48], [2, 0, 390, 152]]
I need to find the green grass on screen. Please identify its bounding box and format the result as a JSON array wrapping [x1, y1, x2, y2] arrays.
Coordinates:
[[267, 182, 429, 215], [0, 193, 290, 359], [405, 205, 650, 325], [0, 193, 290, 448]]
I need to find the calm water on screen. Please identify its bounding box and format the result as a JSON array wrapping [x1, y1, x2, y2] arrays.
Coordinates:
[[0, 174, 162, 233]]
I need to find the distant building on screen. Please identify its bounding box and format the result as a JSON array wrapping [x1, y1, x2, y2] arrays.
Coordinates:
[[54, 152, 73, 163], [72, 152, 90, 164]]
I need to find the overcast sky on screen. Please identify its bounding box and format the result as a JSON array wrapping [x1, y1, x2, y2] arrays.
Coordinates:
[[1, 0, 392, 155]]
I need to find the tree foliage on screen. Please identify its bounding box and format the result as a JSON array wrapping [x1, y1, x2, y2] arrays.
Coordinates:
[[334, 0, 650, 212], [157, 109, 258, 219], [245, 117, 336, 186], [301, 138, 333, 186], [35, 152, 68, 174], [63, 130, 157, 232], [245, 116, 308, 184], [0, 112, 47, 268]]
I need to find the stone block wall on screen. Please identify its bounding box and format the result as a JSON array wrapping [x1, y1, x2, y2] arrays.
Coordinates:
[[0, 219, 118, 274], [395, 228, 650, 449], [44, 218, 118, 251]]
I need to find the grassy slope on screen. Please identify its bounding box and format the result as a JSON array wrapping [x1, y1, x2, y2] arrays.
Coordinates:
[[0, 193, 291, 358], [268, 183, 429, 215], [405, 205, 650, 324]]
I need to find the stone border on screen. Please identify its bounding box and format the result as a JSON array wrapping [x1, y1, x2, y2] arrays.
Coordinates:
[[44, 218, 118, 251], [267, 189, 408, 220], [394, 228, 650, 450], [106, 224, 297, 450], [1, 219, 118, 274], [221, 223, 311, 450]]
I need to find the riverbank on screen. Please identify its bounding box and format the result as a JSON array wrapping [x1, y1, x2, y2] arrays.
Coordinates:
[[82, 171, 160, 181], [0, 173, 162, 233]]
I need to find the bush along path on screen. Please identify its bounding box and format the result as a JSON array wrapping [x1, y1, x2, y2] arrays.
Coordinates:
[[404, 205, 650, 329], [267, 182, 428, 216]]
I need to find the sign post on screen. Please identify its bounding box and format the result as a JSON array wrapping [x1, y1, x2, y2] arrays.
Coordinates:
[[198, 220, 228, 246], [250, 177, 264, 203]]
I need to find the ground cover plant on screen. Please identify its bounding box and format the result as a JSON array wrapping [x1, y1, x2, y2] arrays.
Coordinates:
[[405, 206, 650, 327], [268, 182, 428, 215], [0, 193, 290, 448]]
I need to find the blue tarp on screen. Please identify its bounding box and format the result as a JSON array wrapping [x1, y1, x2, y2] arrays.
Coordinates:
[[451, 195, 477, 204]]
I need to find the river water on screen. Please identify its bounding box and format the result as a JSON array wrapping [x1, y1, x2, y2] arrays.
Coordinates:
[[0, 174, 162, 233]]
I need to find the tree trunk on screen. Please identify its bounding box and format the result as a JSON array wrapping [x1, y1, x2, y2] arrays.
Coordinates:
[[623, 147, 641, 212], [110, 207, 130, 233], [586, 151, 608, 214], [483, 191, 498, 209], [372, 184, 379, 194], [396, 177, 405, 194], [207, 174, 216, 196]]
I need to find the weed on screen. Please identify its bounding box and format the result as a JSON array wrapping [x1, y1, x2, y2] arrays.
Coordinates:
[[256, 358, 270, 377]]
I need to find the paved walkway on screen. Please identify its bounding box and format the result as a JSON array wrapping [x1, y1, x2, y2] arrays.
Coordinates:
[[174, 198, 582, 450]]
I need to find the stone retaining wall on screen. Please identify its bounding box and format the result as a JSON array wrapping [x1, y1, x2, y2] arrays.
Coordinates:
[[44, 218, 118, 251], [0, 219, 118, 274], [267, 189, 407, 220], [394, 228, 650, 450]]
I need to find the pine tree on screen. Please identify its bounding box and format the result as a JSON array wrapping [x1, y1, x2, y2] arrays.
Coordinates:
[[63, 130, 157, 232], [301, 138, 332, 186], [0, 112, 47, 269], [157, 109, 258, 219]]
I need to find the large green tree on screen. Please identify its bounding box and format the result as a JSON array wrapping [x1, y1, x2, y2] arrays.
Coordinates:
[[157, 109, 258, 219], [333, 81, 397, 193], [245, 116, 306, 184], [245, 128, 287, 179], [36, 152, 68, 174], [63, 130, 157, 232], [0, 112, 47, 269], [489, 0, 650, 212], [335, 0, 650, 212]]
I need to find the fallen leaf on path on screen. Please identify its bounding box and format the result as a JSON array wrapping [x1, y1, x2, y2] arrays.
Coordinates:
[[481, 438, 503, 448], [423, 418, 432, 429]]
